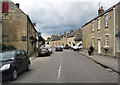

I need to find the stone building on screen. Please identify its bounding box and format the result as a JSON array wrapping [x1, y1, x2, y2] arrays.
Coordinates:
[[0, 1, 2, 51], [50, 35, 61, 47], [2, 1, 38, 55], [75, 29, 82, 44], [49, 29, 82, 47], [82, 2, 120, 58], [66, 30, 77, 47]]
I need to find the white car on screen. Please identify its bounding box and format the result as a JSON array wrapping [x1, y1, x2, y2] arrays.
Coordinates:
[[44, 46, 52, 54], [73, 41, 82, 51]]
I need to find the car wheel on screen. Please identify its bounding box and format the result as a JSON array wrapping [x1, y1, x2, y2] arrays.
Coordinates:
[[11, 69, 17, 80], [26, 63, 31, 71]]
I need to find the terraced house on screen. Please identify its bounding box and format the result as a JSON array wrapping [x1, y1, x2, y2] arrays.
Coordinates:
[[82, 2, 120, 58], [2, 1, 38, 55], [49, 29, 82, 47]]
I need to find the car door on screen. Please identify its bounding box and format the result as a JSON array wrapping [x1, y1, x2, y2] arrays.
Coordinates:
[[16, 50, 23, 73], [21, 50, 28, 71]]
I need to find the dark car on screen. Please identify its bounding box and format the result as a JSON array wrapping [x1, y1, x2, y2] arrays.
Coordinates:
[[55, 46, 63, 51], [38, 48, 51, 56], [0, 50, 31, 81]]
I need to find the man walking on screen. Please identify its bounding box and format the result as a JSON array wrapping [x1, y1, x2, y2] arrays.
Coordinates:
[[90, 45, 94, 55]]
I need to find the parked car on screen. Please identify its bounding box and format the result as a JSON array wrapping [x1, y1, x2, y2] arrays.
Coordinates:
[[73, 41, 82, 51], [55, 46, 63, 51], [38, 48, 51, 56], [44, 46, 52, 54], [64, 44, 70, 49], [0, 50, 31, 81]]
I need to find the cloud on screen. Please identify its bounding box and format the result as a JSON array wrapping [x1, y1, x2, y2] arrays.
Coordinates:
[[11, 0, 119, 39]]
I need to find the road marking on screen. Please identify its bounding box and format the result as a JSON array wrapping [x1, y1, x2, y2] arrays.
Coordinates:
[[58, 66, 61, 79]]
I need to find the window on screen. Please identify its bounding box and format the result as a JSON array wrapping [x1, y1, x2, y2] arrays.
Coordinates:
[[118, 36, 120, 52], [92, 38, 94, 47], [105, 35, 109, 47], [92, 21, 94, 32], [98, 17, 100, 30], [105, 13, 109, 27]]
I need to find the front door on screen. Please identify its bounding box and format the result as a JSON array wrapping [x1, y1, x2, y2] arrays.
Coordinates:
[[98, 39, 101, 54]]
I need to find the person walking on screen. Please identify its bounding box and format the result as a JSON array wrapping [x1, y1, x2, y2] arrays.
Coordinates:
[[90, 45, 94, 55]]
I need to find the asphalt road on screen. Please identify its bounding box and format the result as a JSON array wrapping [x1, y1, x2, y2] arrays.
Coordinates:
[[6, 49, 118, 83]]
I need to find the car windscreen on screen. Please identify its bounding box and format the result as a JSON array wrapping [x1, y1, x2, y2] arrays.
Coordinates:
[[44, 47, 51, 49], [0, 51, 15, 61], [41, 49, 47, 51]]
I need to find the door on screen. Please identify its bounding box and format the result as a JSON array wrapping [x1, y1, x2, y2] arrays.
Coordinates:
[[98, 39, 101, 54], [16, 50, 23, 73], [21, 50, 28, 71]]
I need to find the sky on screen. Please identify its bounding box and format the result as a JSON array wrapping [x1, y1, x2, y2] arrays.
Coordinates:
[[11, 0, 119, 40]]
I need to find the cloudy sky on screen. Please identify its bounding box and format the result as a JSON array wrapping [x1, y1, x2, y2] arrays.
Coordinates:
[[11, 0, 119, 40]]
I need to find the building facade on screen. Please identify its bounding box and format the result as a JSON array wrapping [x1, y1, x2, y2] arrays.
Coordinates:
[[49, 29, 82, 47], [82, 2, 120, 58], [2, 1, 38, 55], [0, 1, 2, 51]]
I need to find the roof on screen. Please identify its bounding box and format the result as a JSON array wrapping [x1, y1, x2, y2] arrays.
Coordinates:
[[75, 31, 82, 41], [82, 2, 120, 27], [67, 31, 77, 38], [51, 35, 61, 41], [11, 1, 38, 33]]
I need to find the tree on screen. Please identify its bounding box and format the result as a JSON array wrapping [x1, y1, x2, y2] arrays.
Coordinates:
[[38, 36, 45, 45]]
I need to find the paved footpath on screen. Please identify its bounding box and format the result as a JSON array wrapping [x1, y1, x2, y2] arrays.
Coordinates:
[[80, 52, 119, 74]]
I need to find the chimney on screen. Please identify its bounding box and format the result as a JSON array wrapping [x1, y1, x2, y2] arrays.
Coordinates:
[[77, 29, 81, 34], [33, 23, 36, 27], [70, 29, 74, 33], [98, 6, 104, 15], [16, 3, 20, 8], [64, 31, 66, 35]]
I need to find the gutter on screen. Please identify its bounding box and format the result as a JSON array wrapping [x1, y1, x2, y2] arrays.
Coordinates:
[[113, 8, 116, 57]]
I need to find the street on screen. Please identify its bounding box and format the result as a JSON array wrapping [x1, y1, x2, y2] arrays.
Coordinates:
[[6, 49, 118, 83]]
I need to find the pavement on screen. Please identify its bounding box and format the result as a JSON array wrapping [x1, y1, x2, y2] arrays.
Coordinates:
[[29, 51, 38, 60], [79, 51, 119, 74]]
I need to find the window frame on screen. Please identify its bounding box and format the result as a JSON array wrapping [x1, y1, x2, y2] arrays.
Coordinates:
[[98, 17, 101, 30], [91, 37, 94, 47], [92, 21, 94, 32], [105, 34, 109, 47], [105, 13, 109, 28]]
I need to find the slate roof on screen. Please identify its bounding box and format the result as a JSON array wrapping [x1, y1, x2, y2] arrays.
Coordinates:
[[75, 31, 82, 41], [82, 2, 120, 27], [67, 31, 77, 38], [51, 35, 61, 41]]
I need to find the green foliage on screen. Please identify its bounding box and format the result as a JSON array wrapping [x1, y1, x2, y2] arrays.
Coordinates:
[[38, 36, 45, 45], [2, 44, 16, 51]]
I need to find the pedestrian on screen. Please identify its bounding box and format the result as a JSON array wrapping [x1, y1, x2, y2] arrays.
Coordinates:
[[90, 45, 94, 55]]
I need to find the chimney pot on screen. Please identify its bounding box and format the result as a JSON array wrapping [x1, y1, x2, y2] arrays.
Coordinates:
[[16, 3, 20, 8], [70, 29, 74, 33]]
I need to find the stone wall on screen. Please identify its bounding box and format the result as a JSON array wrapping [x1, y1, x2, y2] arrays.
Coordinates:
[[82, 3, 119, 57], [2, 2, 37, 55]]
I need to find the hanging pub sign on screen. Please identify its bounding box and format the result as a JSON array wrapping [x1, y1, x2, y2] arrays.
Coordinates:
[[2, 1, 9, 12]]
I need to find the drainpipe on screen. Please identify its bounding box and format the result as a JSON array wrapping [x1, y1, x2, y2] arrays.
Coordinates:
[[113, 8, 116, 57]]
